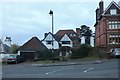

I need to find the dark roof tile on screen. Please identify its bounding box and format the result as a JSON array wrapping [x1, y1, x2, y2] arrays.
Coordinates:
[[18, 37, 47, 51], [55, 29, 79, 41]]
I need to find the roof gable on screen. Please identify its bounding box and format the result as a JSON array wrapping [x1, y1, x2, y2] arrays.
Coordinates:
[[55, 29, 78, 41], [19, 37, 47, 51], [60, 34, 71, 41], [43, 32, 56, 41], [103, 1, 120, 15]]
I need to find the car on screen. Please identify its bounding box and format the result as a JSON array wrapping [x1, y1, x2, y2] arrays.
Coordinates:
[[7, 54, 25, 64], [111, 48, 120, 58]]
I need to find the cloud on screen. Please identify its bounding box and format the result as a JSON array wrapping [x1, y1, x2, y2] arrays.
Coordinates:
[[1, 1, 119, 45], [1, 0, 119, 3]]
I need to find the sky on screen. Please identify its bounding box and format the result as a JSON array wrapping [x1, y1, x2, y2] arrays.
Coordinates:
[[0, 0, 120, 46]]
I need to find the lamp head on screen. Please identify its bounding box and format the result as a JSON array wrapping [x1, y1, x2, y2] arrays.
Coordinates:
[[49, 10, 53, 15]]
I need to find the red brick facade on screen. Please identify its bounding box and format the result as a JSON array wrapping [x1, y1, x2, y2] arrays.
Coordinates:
[[94, 1, 120, 56]]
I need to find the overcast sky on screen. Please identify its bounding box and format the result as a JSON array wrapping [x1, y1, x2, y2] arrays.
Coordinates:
[[0, 0, 119, 46]]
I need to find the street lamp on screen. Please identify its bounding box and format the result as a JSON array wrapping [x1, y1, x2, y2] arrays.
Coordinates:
[[49, 10, 54, 63]]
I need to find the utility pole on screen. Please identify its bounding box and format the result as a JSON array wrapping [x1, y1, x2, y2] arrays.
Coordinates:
[[49, 10, 54, 63]]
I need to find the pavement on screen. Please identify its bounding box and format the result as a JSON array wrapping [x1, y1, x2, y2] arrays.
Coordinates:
[[32, 59, 105, 67]]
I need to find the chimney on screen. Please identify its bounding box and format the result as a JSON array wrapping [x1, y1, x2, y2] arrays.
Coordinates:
[[76, 28, 80, 36], [99, 0, 104, 16], [95, 7, 100, 21], [44, 33, 48, 38]]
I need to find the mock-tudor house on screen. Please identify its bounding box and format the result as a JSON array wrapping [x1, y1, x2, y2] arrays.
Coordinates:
[[42, 29, 81, 59], [55, 29, 80, 48], [18, 37, 47, 61], [94, 1, 120, 57]]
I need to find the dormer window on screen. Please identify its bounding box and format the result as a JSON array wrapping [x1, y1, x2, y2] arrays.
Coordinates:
[[110, 9, 117, 15], [70, 34, 72, 37]]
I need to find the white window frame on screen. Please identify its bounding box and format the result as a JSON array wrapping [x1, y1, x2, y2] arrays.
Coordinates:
[[110, 9, 117, 15]]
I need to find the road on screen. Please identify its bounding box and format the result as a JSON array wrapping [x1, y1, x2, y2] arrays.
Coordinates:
[[2, 59, 119, 79]]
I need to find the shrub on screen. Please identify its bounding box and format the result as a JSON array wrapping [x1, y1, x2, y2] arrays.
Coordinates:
[[35, 49, 52, 60], [71, 44, 93, 59]]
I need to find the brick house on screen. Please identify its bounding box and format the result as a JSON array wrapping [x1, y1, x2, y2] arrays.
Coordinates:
[[18, 37, 47, 61], [94, 1, 120, 57]]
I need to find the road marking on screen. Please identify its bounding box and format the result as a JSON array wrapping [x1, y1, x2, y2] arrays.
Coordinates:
[[45, 67, 73, 75], [45, 69, 62, 74], [84, 68, 93, 73]]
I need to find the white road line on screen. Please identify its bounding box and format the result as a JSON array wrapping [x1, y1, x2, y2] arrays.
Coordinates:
[[84, 68, 93, 72], [45, 67, 73, 75]]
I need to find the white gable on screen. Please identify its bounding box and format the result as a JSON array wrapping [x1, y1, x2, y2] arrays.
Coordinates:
[[60, 34, 72, 47], [60, 34, 71, 41], [44, 33, 55, 41], [42, 33, 59, 49]]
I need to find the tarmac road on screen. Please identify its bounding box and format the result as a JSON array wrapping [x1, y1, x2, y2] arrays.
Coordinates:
[[1, 59, 119, 79]]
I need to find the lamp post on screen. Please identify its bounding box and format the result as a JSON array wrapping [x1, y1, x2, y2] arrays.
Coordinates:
[[49, 10, 54, 63]]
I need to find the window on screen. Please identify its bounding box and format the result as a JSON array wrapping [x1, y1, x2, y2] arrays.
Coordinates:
[[109, 25, 112, 29], [109, 34, 120, 44], [108, 21, 120, 29], [62, 41, 70, 44], [110, 9, 117, 15], [46, 41, 52, 44]]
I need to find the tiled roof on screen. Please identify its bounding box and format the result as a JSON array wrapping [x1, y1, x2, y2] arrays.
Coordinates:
[[18, 37, 47, 51], [55, 29, 79, 41]]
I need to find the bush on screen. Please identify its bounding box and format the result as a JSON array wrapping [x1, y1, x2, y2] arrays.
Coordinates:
[[35, 49, 52, 61], [71, 44, 93, 59], [88, 47, 99, 59]]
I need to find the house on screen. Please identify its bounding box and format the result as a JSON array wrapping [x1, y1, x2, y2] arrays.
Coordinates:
[[76, 27, 94, 47], [42, 29, 80, 60], [42, 30, 81, 49], [55, 29, 80, 48], [18, 37, 47, 61], [0, 39, 4, 54], [94, 1, 120, 57], [0, 39, 10, 54]]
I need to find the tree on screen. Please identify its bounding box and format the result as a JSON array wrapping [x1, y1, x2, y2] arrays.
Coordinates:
[[10, 44, 20, 53], [80, 25, 92, 45]]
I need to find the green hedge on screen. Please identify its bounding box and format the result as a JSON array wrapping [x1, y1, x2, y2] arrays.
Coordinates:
[[71, 44, 98, 59]]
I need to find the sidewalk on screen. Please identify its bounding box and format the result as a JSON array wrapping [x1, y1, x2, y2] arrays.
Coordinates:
[[32, 59, 104, 67]]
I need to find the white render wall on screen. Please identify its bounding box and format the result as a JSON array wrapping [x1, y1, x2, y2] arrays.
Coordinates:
[[60, 34, 73, 47], [42, 40, 59, 49], [90, 36, 94, 47], [81, 36, 85, 44], [42, 33, 59, 49]]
